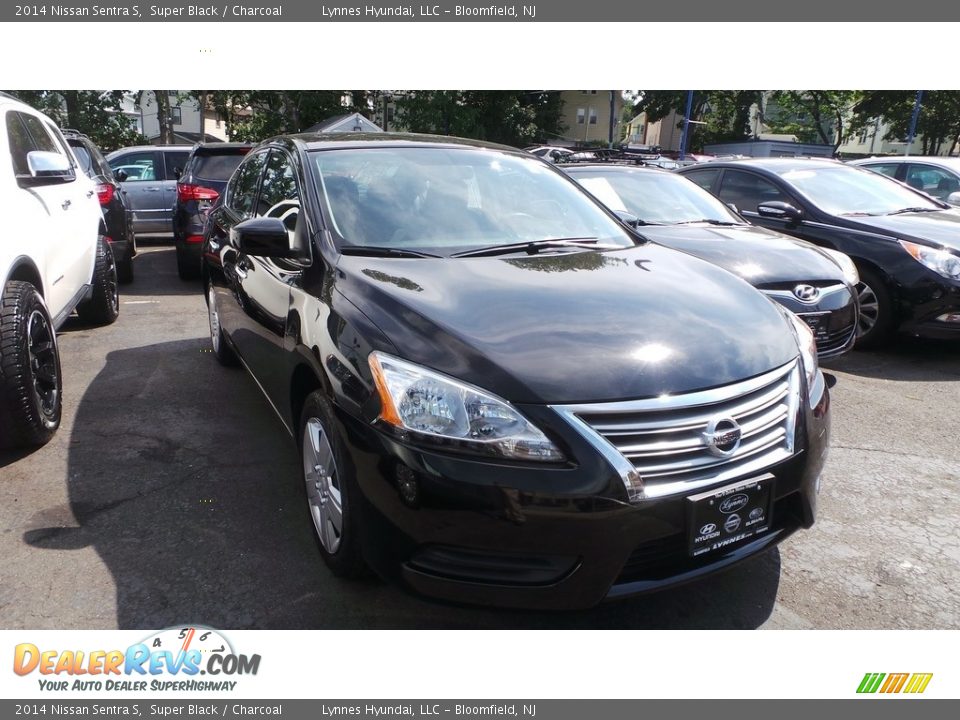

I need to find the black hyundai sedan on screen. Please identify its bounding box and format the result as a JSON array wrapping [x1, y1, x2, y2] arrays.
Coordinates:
[[201, 133, 830, 610], [679, 158, 960, 347], [563, 164, 859, 358]]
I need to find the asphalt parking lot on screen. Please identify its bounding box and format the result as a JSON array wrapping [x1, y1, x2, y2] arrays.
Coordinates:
[[1, 245, 958, 629]]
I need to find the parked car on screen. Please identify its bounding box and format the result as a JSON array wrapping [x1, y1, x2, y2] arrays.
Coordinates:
[[63, 129, 136, 283], [106, 144, 192, 235], [173, 143, 252, 279], [849, 156, 960, 206], [563, 164, 859, 358], [201, 133, 830, 610], [0, 93, 119, 448], [678, 158, 960, 347]]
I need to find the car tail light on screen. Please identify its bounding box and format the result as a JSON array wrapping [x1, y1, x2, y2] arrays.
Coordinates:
[[178, 184, 220, 202], [96, 183, 115, 205], [185, 234, 205, 244]]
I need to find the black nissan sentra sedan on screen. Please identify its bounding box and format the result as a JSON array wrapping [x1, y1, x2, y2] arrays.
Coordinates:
[[201, 133, 830, 610], [679, 158, 960, 348], [563, 164, 860, 359]]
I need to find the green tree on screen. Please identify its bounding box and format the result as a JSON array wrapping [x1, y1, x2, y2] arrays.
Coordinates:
[[636, 91, 763, 152], [5, 90, 143, 152], [395, 91, 564, 147], [764, 91, 861, 151], [207, 91, 377, 142], [853, 91, 960, 155]]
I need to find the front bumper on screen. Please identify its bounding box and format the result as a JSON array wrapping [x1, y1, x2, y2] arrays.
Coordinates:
[[760, 283, 858, 359], [335, 378, 830, 611]]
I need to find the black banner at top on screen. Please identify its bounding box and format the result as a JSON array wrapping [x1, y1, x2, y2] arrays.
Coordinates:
[[2, 0, 955, 22]]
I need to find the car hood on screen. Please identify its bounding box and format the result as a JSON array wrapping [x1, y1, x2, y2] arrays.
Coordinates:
[[637, 223, 845, 286], [847, 209, 960, 251], [335, 244, 799, 404]]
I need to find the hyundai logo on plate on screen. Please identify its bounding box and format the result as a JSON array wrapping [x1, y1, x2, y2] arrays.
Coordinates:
[[749, 507, 764, 521], [703, 416, 742, 457], [793, 284, 821, 303], [700, 523, 717, 535], [719, 493, 749, 514]]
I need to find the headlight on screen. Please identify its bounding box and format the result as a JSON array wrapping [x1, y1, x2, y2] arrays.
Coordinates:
[[822, 248, 859, 286], [368, 352, 564, 462], [786, 311, 820, 403], [899, 240, 960, 280]]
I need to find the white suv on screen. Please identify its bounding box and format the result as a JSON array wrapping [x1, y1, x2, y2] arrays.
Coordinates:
[[0, 93, 118, 448]]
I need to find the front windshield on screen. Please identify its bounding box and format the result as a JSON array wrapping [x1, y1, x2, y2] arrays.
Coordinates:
[[572, 169, 744, 224], [776, 165, 943, 216], [310, 147, 635, 254]]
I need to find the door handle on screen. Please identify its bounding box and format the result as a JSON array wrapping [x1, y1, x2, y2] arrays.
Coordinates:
[[61, 200, 72, 210], [145, 187, 162, 192]]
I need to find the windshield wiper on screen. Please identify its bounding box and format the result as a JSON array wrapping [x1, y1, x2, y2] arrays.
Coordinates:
[[340, 246, 441, 258], [669, 219, 744, 226], [451, 237, 623, 258], [887, 207, 942, 216]]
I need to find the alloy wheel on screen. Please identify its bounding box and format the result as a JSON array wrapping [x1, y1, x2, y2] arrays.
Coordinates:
[[27, 309, 59, 419], [207, 286, 221, 352], [856, 281, 879, 338], [303, 418, 343, 553], [106, 248, 119, 314]]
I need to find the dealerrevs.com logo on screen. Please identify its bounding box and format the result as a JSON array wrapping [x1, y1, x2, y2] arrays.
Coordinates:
[[857, 672, 933, 694], [13, 626, 261, 692]]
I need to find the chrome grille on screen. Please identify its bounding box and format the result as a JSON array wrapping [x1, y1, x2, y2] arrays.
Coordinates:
[[553, 360, 800, 501]]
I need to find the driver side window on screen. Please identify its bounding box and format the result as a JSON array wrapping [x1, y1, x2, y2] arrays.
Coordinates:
[[226, 151, 268, 220], [717, 170, 789, 214]]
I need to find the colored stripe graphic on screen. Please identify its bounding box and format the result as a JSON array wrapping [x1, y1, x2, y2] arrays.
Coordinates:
[[880, 673, 909, 693], [904, 673, 933, 694], [857, 672, 932, 694], [857, 673, 885, 693]]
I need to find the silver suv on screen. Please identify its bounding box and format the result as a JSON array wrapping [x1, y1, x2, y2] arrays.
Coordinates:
[[0, 93, 119, 448]]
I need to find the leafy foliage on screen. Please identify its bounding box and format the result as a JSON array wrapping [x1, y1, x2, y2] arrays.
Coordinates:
[[4, 90, 143, 152], [636, 91, 763, 152], [395, 91, 565, 147], [852, 91, 960, 155], [764, 91, 861, 150]]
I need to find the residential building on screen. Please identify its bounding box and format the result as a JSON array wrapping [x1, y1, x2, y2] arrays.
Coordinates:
[[559, 91, 624, 146], [125, 91, 230, 144]]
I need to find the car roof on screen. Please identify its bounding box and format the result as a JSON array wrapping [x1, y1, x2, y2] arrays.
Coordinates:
[[561, 163, 667, 174], [190, 142, 253, 154], [106, 144, 194, 158], [852, 156, 960, 167], [679, 157, 846, 175], [276, 131, 523, 155]]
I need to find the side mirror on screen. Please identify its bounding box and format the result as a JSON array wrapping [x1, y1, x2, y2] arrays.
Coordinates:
[[726, 202, 740, 214], [946, 191, 960, 206], [757, 200, 803, 223], [614, 210, 641, 228], [231, 217, 308, 262], [173, 166, 183, 180], [114, 168, 129, 182], [27, 151, 71, 178]]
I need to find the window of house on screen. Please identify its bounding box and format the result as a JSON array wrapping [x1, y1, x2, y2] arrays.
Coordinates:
[[589, 109, 598, 125], [169, 107, 182, 125], [576, 108, 585, 125]]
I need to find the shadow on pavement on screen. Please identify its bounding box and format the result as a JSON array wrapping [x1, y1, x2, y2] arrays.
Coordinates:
[[22, 337, 782, 629], [120, 247, 204, 298], [823, 336, 960, 382]]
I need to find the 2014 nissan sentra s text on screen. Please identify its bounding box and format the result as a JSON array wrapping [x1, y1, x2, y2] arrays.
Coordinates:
[[201, 133, 831, 610]]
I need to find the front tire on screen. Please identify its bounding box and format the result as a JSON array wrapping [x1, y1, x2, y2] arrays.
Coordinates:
[[854, 267, 893, 349], [299, 390, 366, 578], [0, 281, 62, 448], [76, 236, 119, 325]]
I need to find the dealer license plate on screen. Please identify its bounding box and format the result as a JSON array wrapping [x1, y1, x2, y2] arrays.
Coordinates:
[[686, 474, 775, 557], [798, 312, 830, 341]]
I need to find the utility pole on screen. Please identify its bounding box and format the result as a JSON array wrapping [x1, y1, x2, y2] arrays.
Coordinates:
[[905, 90, 923, 156], [679, 90, 694, 161]]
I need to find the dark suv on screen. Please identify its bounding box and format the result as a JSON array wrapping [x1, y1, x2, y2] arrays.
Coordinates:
[[173, 143, 251, 279], [201, 133, 830, 610], [63, 130, 136, 283]]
